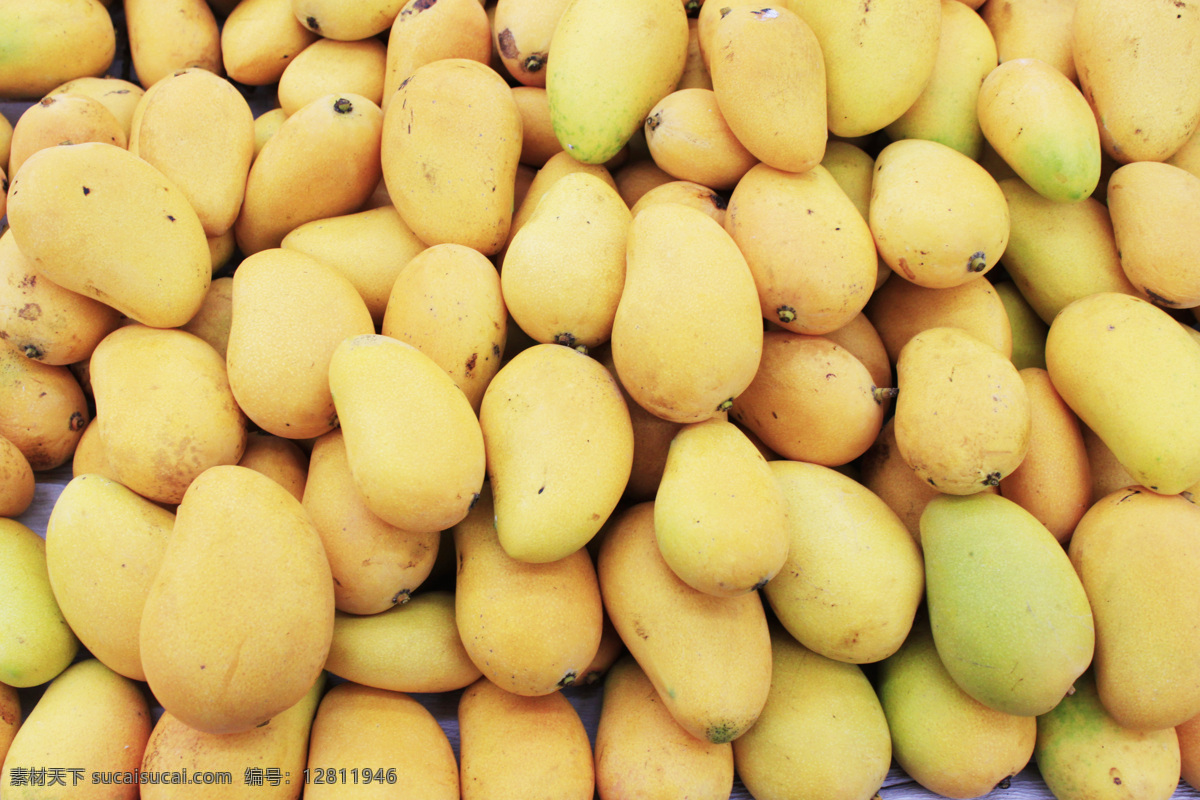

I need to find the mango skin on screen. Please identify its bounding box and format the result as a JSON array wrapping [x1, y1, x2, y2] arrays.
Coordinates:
[[1045, 292, 1200, 495], [921, 492, 1095, 717], [1069, 487, 1200, 731], [0, 0, 116, 100], [546, 0, 688, 164], [6, 142, 211, 328], [0, 518, 79, 688], [1035, 670, 1181, 800], [139, 465, 336, 735]]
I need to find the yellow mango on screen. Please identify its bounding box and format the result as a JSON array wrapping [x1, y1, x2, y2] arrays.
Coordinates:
[[0, 519, 78, 688], [886, 0, 998, 161], [708, 5, 825, 174], [0, 228, 121, 366], [252, 107, 288, 157], [0, 659, 149, 800], [292, 0, 405, 40], [44, 474, 173, 681], [870, 138, 1009, 289], [324, 591, 481, 694], [859, 417, 947, 543], [140, 465, 335, 735], [70, 418, 117, 482], [1045, 292, 1200, 495], [730, 332, 885, 467], [643, 88, 757, 190], [382, 59, 520, 256], [1107, 160, 1200, 308], [328, 334, 486, 533], [978, 58, 1101, 202], [304, 683, 459, 800], [221, 0, 319, 86], [278, 37, 386, 116], [236, 431, 308, 502], [511, 85, 559, 166], [227, 248, 374, 440], [821, 139, 892, 290], [180, 276, 233, 359], [629, 179, 727, 225], [502, 150, 616, 257], [597, 502, 773, 744], [612, 202, 762, 423], [1081, 425, 1138, 505], [982, 0, 1077, 81], [877, 614, 1037, 799], [6, 142, 210, 328], [595, 655, 734, 800], [998, 368, 1091, 543], [895, 326, 1031, 494], [1069, 488, 1200, 730], [654, 417, 789, 597], [546, 0, 688, 164], [998, 177, 1135, 324], [91, 325, 246, 504], [492, 0, 572, 88], [501, 172, 630, 350], [381, 0, 492, 110], [139, 675, 323, 800], [0, 435, 33, 517], [303, 429, 440, 615], [1073, 0, 1200, 163], [732, 627, 892, 800], [679, 17, 713, 91], [1180, 713, 1200, 790], [44, 75, 144, 140], [458, 677, 594, 800], [789, 0, 940, 137], [124, 0, 221, 89], [613, 158, 675, 207], [8, 92, 126, 180], [281, 206, 425, 326], [382, 243, 507, 413], [235, 93, 383, 255], [0, 0, 116, 100], [766, 460, 924, 664], [0, 340, 88, 471], [129, 68, 254, 238], [726, 162, 877, 335]]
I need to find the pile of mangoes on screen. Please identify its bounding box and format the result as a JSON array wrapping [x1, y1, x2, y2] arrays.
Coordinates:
[[2, 0, 1200, 798]]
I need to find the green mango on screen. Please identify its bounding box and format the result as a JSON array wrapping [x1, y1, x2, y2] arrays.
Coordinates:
[[877, 612, 1037, 799], [920, 492, 1094, 717], [993, 281, 1047, 371], [0, 518, 78, 688], [1036, 670, 1181, 800]]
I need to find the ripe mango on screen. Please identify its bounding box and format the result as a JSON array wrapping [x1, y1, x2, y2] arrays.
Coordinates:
[[139, 465, 335, 735], [921, 492, 1095, 717], [1045, 292, 1200, 495], [0, 0, 116, 100], [0, 518, 78, 688]]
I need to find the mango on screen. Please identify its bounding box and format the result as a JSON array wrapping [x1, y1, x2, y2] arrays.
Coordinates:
[[91, 324, 246, 505], [1035, 670, 1181, 800], [303, 428, 440, 615], [611, 202, 762, 424], [643, 87, 760, 189], [44, 474, 173, 681], [382, 0, 493, 109], [921, 492, 1095, 717], [546, 0, 688, 164], [8, 92, 126, 180], [227, 248, 374, 441], [731, 627, 892, 800], [123, 0, 221, 89], [453, 485, 603, 695], [629, 179, 727, 225], [0, 659, 149, 800], [0, 518, 78, 688], [236, 431, 308, 502], [220, 0, 318, 86], [982, 0, 1076, 80], [895, 326, 1030, 495], [492, 0, 572, 88], [382, 58, 520, 256], [180, 275, 232, 359], [0, 341, 89, 471], [765, 460, 924, 665], [596, 501, 773, 744], [292, 0, 404, 40], [324, 591, 481, 694], [1069, 487, 1200, 730], [277, 37, 386, 116], [457, 677, 594, 800], [501, 171, 630, 351], [0, 436, 33, 517], [877, 614, 1037, 799], [139, 465, 335, 735], [594, 655, 734, 800], [1045, 292, 1200, 495], [44, 75, 144, 140], [993, 280, 1048, 371], [139, 675, 324, 800], [725, 163, 877, 335], [304, 682, 459, 800], [859, 417, 946, 543], [327, 333, 486, 533], [6, 141, 210, 328], [1180, 713, 1200, 790], [654, 417, 789, 597], [870, 138, 1009, 289], [0, 681, 17, 768], [0, 0, 116, 100], [479, 343, 633, 563]]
